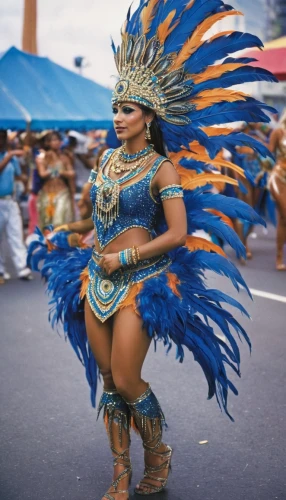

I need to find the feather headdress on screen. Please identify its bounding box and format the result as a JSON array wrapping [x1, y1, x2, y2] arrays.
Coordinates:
[[112, 0, 277, 138]]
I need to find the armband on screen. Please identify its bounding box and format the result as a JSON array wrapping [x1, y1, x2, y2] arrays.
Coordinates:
[[88, 169, 97, 184], [159, 184, 183, 201]]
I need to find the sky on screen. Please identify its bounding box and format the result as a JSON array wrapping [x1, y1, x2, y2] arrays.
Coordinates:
[[0, 0, 267, 89], [0, 0, 134, 88]]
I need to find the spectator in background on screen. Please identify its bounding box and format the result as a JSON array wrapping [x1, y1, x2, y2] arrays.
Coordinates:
[[26, 131, 49, 234], [37, 132, 75, 229], [268, 109, 286, 271], [0, 130, 32, 283]]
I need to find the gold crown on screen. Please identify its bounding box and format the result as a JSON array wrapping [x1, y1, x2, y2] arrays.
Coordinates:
[[112, 35, 195, 125]]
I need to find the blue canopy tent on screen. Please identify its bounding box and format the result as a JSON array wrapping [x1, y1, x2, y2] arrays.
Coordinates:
[[0, 47, 113, 130]]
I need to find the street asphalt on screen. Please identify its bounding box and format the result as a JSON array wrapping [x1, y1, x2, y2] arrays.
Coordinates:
[[0, 225, 285, 500]]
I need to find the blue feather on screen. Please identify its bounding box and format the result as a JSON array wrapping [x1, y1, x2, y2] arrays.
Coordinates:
[[188, 32, 263, 74], [206, 132, 273, 159], [193, 66, 278, 94], [190, 99, 275, 127], [184, 188, 266, 227], [223, 56, 258, 64], [164, 0, 223, 52], [27, 230, 99, 407]]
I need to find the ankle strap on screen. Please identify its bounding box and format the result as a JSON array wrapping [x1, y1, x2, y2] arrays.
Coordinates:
[[110, 448, 132, 491]]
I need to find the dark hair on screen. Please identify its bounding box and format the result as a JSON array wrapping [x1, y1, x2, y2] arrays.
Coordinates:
[[139, 105, 167, 157], [68, 136, 78, 148], [49, 131, 62, 141]]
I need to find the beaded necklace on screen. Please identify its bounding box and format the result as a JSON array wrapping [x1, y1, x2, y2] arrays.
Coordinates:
[[110, 144, 154, 174], [120, 144, 154, 163]]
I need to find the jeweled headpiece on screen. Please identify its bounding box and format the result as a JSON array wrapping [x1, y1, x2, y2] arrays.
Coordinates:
[[112, 33, 195, 125]]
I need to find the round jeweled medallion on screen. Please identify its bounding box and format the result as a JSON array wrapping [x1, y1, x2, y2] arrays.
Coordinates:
[[115, 79, 129, 96], [100, 280, 114, 295]]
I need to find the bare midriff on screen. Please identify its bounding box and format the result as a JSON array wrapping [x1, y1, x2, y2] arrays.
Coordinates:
[[94, 227, 152, 255], [42, 176, 68, 194]]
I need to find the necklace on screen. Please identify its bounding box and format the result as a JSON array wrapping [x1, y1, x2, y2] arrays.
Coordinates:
[[110, 145, 154, 174], [120, 144, 154, 163]]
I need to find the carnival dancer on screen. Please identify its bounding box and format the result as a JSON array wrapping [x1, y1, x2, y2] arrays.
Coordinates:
[[37, 132, 75, 229], [269, 110, 286, 270], [28, 1, 277, 498], [230, 123, 268, 261]]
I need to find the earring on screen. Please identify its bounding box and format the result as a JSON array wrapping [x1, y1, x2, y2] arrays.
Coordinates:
[[145, 122, 152, 141]]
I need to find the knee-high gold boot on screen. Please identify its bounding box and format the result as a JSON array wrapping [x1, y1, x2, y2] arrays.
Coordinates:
[[126, 384, 172, 496], [97, 390, 132, 500]]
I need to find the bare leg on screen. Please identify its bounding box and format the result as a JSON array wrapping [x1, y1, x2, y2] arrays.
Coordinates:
[[269, 170, 286, 270], [112, 307, 171, 495], [84, 299, 115, 391], [235, 180, 254, 261], [84, 300, 130, 500], [275, 212, 286, 270]]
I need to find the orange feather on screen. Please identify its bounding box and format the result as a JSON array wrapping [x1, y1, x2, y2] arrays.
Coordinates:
[[79, 267, 89, 300], [182, 173, 238, 190], [209, 210, 233, 226], [207, 209, 234, 228], [172, 11, 241, 71], [175, 164, 197, 185], [185, 236, 226, 256], [120, 283, 143, 311], [208, 29, 236, 43], [171, 146, 245, 177], [166, 272, 182, 298], [184, 0, 195, 11], [192, 63, 244, 84], [157, 10, 177, 44], [141, 0, 158, 34], [202, 127, 233, 137], [192, 88, 248, 110]]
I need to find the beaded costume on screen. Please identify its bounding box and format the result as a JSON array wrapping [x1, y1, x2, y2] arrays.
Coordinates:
[[28, 0, 276, 422]]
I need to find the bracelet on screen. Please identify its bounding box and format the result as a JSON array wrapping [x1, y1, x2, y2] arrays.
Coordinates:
[[119, 248, 132, 267], [135, 246, 140, 263], [131, 246, 137, 265], [119, 246, 141, 268]]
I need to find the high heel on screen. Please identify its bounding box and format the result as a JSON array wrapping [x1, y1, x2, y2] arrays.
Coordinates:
[[134, 445, 173, 495]]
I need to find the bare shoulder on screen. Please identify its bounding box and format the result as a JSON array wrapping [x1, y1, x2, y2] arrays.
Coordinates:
[[153, 157, 181, 189]]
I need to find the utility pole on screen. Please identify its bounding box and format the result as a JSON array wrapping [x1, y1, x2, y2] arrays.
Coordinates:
[[22, 0, 38, 54]]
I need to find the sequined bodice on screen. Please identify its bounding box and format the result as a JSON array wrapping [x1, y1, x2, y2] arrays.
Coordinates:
[[90, 149, 166, 251]]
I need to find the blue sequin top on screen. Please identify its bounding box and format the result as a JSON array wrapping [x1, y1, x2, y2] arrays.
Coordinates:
[[89, 149, 168, 251]]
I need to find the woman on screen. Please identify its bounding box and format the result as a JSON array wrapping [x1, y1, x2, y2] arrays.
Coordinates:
[[232, 124, 267, 261], [37, 132, 75, 229], [268, 110, 286, 270], [28, 1, 276, 499]]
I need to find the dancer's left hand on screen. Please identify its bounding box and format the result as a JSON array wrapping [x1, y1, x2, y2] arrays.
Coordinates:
[[99, 253, 121, 275]]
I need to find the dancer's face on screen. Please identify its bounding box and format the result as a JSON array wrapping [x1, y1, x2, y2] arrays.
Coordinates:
[[112, 102, 151, 141], [49, 134, 61, 151]]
